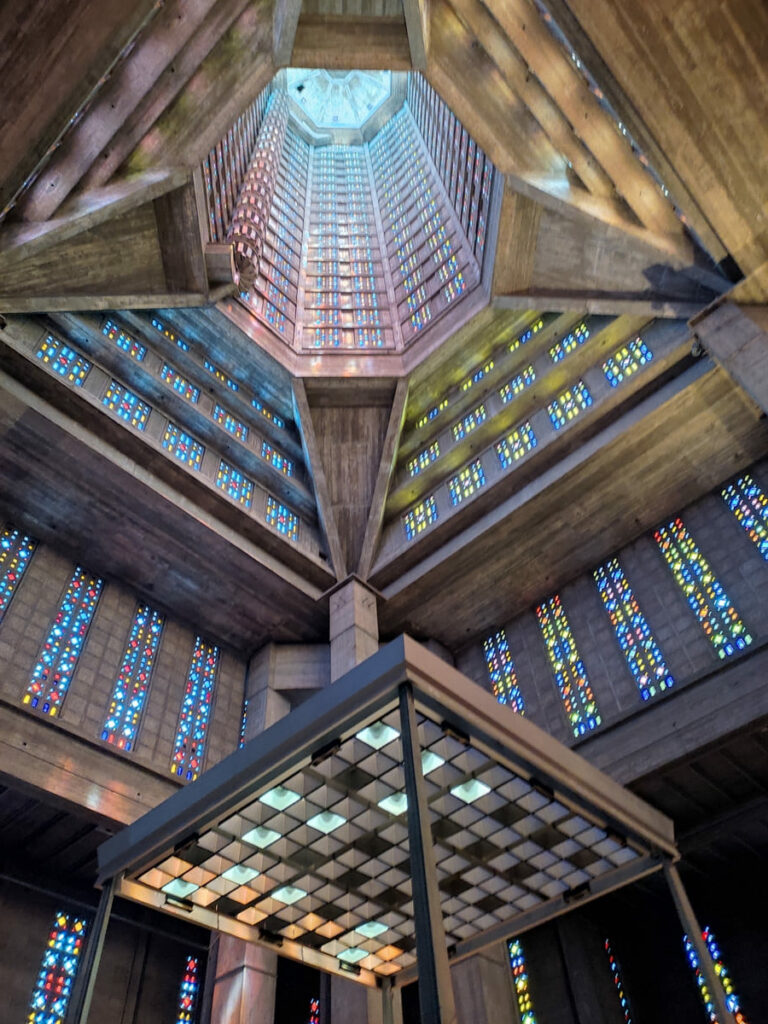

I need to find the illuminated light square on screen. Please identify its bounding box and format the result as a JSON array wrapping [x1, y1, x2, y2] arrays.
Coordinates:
[[182, 867, 216, 886], [338, 947, 369, 964], [222, 864, 260, 885], [355, 921, 388, 939], [356, 722, 399, 749], [307, 811, 347, 834], [378, 792, 408, 816], [281, 924, 306, 939], [139, 868, 173, 889], [157, 856, 194, 876], [421, 750, 445, 774], [162, 878, 199, 899], [260, 785, 301, 810], [450, 779, 492, 804], [189, 887, 218, 908], [243, 825, 281, 849], [236, 906, 267, 926], [375, 962, 402, 976], [272, 885, 308, 905], [317, 920, 345, 939], [227, 885, 260, 905]]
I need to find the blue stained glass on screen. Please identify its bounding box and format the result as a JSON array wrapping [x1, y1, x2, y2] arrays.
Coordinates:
[[536, 594, 601, 736], [683, 926, 748, 1023], [403, 496, 438, 540], [452, 404, 486, 440], [252, 398, 285, 429], [261, 441, 293, 476], [547, 381, 593, 429], [27, 912, 88, 1024], [24, 567, 103, 716], [266, 495, 299, 541], [603, 337, 652, 386], [175, 955, 201, 1023], [499, 366, 536, 403], [448, 459, 485, 505], [604, 940, 633, 1023], [495, 422, 537, 468], [239, 697, 249, 749], [484, 630, 524, 713], [102, 380, 150, 429], [162, 423, 204, 470], [0, 524, 36, 622], [101, 604, 164, 750], [37, 335, 91, 385], [722, 473, 768, 559], [509, 939, 537, 1024], [216, 460, 253, 507], [213, 404, 248, 441], [103, 319, 146, 360], [161, 364, 200, 403], [171, 638, 219, 781], [151, 316, 189, 351], [549, 321, 590, 362]]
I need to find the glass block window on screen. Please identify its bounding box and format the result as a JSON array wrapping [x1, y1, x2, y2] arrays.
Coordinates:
[[403, 495, 438, 540], [461, 359, 494, 392], [266, 495, 299, 541], [509, 939, 537, 1024], [204, 359, 239, 391], [102, 380, 151, 430], [36, 335, 91, 385], [162, 423, 204, 470], [101, 604, 164, 750], [175, 955, 201, 1024], [28, 912, 87, 1024], [499, 365, 536, 403], [213, 404, 248, 442], [239, 697, 249, 749], [0, 524, 36, 623], [408, 442, 440, 477], [416, 399, 448, 429], [261, 441, 293, 476], [495, 422, 537, 468], [655, 518, 752, 659], [161, 363, 200, 403], [483, 630, 524, 714], [452, 404, 486, 440], [548, 320, 590, 363], [594, 558, 674, 701], [684, 927, 748, 1024], [536, 594, 601, 736], [509, 317, 544, 354], [448, 459, 486, 505], [722, 473, 768, 559], [602, 337, 652, 387], [24, 567, 103, 716], [152, 316, 189, 351], [216, 460, 254, 508], [252, 398, 285, 429], [171, 638, 219, 781], [604, 939, 633, 1024], [547, 381, 593, 429], [308, 998, 320, 1024], [103, 319, 146, 360]]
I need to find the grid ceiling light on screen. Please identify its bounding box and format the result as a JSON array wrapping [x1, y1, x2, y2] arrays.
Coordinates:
[[98, 637, 676, 988]]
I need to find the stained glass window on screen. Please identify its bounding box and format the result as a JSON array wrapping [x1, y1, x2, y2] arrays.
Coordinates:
[[722, 473, 768, 559], [266, 496, 299, 541], [536, 594, 601, 736], [151, 316, 189, 351], [594, 558, 674, 701], [416, 399, 448, 429], [252, 398, 285, 429], [499, 365, 536, 404], [549, 321, 590, 363], [175, 955, 201, 1024], [28, 912, 87, 1024], [403, 496, 438, 540], [0, 524, 36, 622], [101, 604, 164, 750], [483, 630, 524, 713], [495, 422, 537, 469], [261, 441, 293, 476], [161, 364, 200, 403], [24, 567, 103, 716], [36, 335, 91, 385], [452, 404, 486, 440], [162, 423, 204, 470], [103, 319, 146, 361], [509, 939, 537, 1024], [603, 337, 652, 387], [655, 518, 751, 659], [547, 381, 593, 429], [509, 318, 544, 354], [102, 380, 151, 430], [212, 404, 248, 441], [216, 460, 254, 508], [308, 997, 320, 1024], [448, 459, 486, 505], [239, 697, 249, 749], [408, 442, 440, 477], [171, 638, 219, 782], [604, 939, 633, 1024], [683, 927, 748, 1024], [204, 359, 239, 391], [461, 360, 494, 392]]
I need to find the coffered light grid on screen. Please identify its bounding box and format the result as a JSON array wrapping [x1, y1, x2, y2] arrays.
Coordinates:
[[98, 638, 676, 988]]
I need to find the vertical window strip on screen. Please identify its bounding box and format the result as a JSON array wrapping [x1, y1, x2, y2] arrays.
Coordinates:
[[216, 460, 254, 507], [160, 364, 200, 403], [171, 638, 219, 781], [0, 524, 36, 622], [175, 955, 201, 1024], [24, 567, 103, 716], [403, 495, 438, 540], [508, 939, 537, 1024], [547, 381, 593, 429], [495, 422, 537, 469], [266, 495, 299, 541], [536, 595, 601, 736], [101, 604, 164, 750], [36, 335, 91, 385], [162, 423, 205, 470], [102, 380, 151, 429], [683, 927, 748, 1024], [448, 459, 485, 505], [594, 558, 674, 701], [602, 337, 652, 387], [604, 939, 633, 1024], [239, 697, 249, 748], [483, 630, 524, 714], [308, 997, 320, 1024], [722, 473, 768, 559], [499, 365, 536, 404], [103, 319, 146, 361], [654, 518, 752, 659], [28, 912, 88, 1024]]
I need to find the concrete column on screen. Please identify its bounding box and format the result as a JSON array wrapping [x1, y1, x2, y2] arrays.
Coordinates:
[[694, 301, 768, 412], [209, 934, 279, 1024], [329, 578, 379, 682], [451, 942, 520, 1024]]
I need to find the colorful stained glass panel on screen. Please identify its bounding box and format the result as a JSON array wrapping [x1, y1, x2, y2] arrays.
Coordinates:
[[162, 424, 204, 470], [403, 496, 438, 540], [266, 496, 299, 541], [171, 639, 219, 782], [495, 422, 537, 469], [722, 474, 768, 560], [102, 380, 150, 429], [448, 459, 485, 505], [101, 604, 164, 750], [0, 524, 36, 622], [175, 955, 201, 1024], [509, 939, 537, 1024], [27, 912, 87, 1024], [483, 630, 524, 713], [536, 595, 601, 736], [684, 927, 748, 1024], [602, 337, 652, 387], [36, 335, 90, 385], [216, 461, 254, 508]]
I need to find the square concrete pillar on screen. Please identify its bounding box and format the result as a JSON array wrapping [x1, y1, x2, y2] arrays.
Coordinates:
[[329, 578, 379, 682]]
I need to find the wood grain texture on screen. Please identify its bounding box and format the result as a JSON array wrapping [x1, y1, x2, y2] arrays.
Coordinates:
[[292, 15, 411, 68]]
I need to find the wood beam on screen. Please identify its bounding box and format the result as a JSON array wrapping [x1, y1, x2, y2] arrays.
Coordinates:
[[273, 0, 302, 67], [153, 178, 209, 295], [403, 0, 429, 70], [292, 15, 412, 70]]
